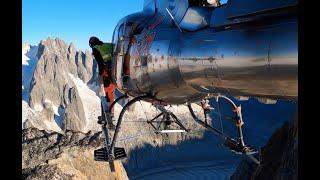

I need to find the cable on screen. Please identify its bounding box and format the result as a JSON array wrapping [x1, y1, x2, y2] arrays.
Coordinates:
[[139, 100, 150, 122]]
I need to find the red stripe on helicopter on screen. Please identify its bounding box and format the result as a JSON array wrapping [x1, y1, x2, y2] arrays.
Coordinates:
[[149, 16, 164, 30]]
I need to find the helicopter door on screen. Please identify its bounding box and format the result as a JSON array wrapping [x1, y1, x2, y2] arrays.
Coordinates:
[[115, 21, 133, 90], [115, 22, 128, 90]]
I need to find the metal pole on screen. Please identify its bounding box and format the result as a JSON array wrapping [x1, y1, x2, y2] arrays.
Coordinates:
[[218, 95, 245, 147], [187, 104, 225, 139], [100, 102, 115, 171], [108, 93, 129, 113], [110, 94, 155, 154], [165, 8, 183, 33]]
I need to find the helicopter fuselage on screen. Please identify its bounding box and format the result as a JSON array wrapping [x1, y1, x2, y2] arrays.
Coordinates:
[[111, 0, 298, 104]]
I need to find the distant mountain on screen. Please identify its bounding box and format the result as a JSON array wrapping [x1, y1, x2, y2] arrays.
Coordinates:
[[22, 38, 100, 132]]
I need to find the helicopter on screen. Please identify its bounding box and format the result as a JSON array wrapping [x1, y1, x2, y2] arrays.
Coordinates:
[[94, 0, 298, 172]]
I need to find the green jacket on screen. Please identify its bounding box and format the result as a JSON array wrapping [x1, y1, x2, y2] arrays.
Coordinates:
[[92, 43, 113, 63]]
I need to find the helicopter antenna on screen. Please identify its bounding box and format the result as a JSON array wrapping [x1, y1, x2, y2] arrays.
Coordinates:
[[165, 8, 183, 33]]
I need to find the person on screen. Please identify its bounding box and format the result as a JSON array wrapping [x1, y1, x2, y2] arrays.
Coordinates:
[[207, 0, 220, 6], [89, 36, 115, 128]]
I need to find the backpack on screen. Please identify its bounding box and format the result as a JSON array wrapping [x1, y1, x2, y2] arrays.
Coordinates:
[[92, 43, 113, 63]]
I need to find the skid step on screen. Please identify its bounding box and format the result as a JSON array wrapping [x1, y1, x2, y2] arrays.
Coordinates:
[[94, 147, 108, 161], [157, 129, 186, 133], [94, 147, 127, 161], [114, 147, 127, 160]]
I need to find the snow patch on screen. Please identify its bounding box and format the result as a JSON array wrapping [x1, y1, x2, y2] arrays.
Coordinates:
[[22, 43, 39, 102], [44, 99, 52, 104], [34, 104, 44, 112], [22, 100, 35, 127], [22, 44, 30, 65], [52, 104, 59, 116], [44, 99, 60, 115], [43, 98, 65, 129]]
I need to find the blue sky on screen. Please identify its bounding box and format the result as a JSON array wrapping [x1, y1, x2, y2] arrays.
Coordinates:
[[23, 0, 229, 50], [22, 0, 144, 50]]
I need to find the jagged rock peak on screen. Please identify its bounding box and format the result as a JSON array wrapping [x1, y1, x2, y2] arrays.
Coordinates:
[[68, 42, 76, 54], [38, 37, 69, 58], [27, 37, 97, 132]]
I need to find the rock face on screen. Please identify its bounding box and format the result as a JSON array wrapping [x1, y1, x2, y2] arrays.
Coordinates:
[[22, 128, 128, 180], [22, 103, 206, 179], [63, 87, 86, 131], [230, 113, 298, 180], [26, 38, 98, 132]]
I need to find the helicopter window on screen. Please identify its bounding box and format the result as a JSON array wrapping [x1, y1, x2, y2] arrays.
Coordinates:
[[118, 24, 124, 40], [113, 24, 124, 53], [112, 24, 122, 53], [119, 22, 136, 37], [112, 21, 141, 54], [125, 22, 144, 37], [188, 0, 228, 7]]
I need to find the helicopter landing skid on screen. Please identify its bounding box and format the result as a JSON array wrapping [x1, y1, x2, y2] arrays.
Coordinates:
[[188, 95, 260, 164], [147, 105, 189, 134]]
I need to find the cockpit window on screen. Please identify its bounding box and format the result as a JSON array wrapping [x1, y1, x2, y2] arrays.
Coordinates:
[[189, 0, 228, 7], [118, 24, 124, 40], [112, 21, 138, 54], [113, 25, 123, 53], [112, 23, 124, 54]]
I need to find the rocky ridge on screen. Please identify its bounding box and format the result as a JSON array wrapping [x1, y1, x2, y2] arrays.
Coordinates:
[[22, 127, 128, 180], [230, 113, 298, 180]]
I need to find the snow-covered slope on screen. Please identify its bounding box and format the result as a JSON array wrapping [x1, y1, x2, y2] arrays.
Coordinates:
[[22, 43, 30, 65], [22, 43, 39, 128], [22, 43, 39, 101]]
